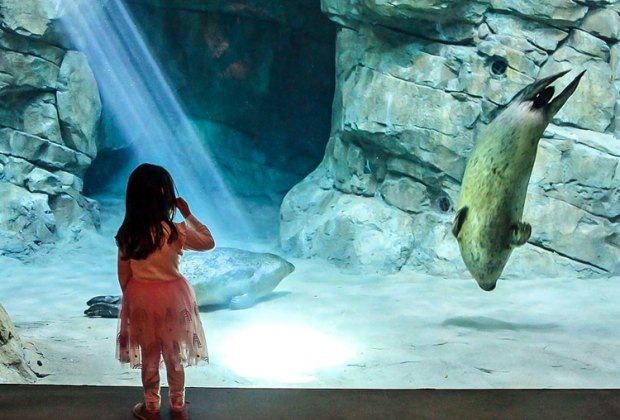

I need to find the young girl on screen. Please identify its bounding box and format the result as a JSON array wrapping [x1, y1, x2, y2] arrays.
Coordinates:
[[115, 163, 215, 420]]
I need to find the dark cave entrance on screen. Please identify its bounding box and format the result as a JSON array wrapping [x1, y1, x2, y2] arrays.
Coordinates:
[[84, 0, 336, 241]]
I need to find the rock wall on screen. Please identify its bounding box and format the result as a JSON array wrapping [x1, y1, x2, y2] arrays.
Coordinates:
[[0, 304, 47, 383], [0, 0, 101, 256], [281, 0, 620, 277]]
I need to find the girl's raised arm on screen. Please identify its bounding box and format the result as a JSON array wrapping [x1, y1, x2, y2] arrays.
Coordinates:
[[184, 215, 215, 251], [176, 197, 215, 251]]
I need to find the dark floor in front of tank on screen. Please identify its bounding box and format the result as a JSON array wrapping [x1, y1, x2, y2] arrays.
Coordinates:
[[1, 385, 619, 419]]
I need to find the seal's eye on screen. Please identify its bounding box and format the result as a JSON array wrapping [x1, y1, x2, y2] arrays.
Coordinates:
[[533, 86, 555, 109]]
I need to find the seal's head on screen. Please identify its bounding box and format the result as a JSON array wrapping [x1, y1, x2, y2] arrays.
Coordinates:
[[463, 246, 509, 292]]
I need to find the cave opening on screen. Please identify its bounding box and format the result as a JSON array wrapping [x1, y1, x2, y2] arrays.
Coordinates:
[[82, 0, 337, 245]]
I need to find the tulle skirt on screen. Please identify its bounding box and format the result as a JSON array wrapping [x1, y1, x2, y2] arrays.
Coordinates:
[[116, 276, 208, 370]]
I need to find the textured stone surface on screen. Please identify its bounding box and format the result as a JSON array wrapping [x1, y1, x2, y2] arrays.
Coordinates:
[[580, 7, 620, 41], [524, 191, 620, 274], [0, 0, 62, 40], [534, 127, 620, 220], [56, 51, 101, 158], [0, 0, 102, 255], [0, 49, 59, 93], [281, 167, 415, 273], [0, 28, 65, 64], [0, 303, 48, 383], [485, 13, 568, 52], [0, 0, 93, 46], [282, 0, 620, 278], [612, 43, 620, 138], [0, 304, 35, 383], [323, 0, 487, 41], [0, 128, 92, 173], [0, 92, 62, 144], [540, 52, 614, 132], [0, 182, 56, 246], [489, 0, 589, 26]]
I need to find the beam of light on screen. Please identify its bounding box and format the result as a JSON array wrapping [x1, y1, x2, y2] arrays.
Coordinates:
[[219, 323, 356, 384], [59, 0, 255, 242]]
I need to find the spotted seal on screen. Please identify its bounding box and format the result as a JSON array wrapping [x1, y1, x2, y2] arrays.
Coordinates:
[[452, 70, 585, 291]]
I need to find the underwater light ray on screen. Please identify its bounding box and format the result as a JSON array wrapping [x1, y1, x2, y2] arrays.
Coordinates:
[[68, 17, 189, 180], [98, 1, 211, 152], [101, 4, 225, 181], [97, 0, 251, 233], [73, 5, 180, 148], [60, 0, 255, 240], [100, 2, 228, 158], [60, 6, 150, 142], [60, 4, 175, 163], [99, 4, 186, 136], [61, 2, 238, 216]]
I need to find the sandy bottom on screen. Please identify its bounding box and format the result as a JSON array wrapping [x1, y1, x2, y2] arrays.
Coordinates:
[[1, 197, 619, 389]]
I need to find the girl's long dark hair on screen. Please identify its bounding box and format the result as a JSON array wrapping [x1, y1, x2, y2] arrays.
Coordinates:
[[115, 163, 179, 260]]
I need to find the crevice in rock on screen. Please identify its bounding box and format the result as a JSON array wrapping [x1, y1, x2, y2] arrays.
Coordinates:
[[553, 119, 613, 137], [487, 9, 572, 36], [528, 240, 608, 273], [0, 45, 61, 66], [1, 126, 91, 159], [372, 22, 475, 47], [531, 187, 619, 223]]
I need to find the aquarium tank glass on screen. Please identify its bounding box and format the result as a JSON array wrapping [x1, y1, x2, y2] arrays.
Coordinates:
[[0, 0, 619, 389]]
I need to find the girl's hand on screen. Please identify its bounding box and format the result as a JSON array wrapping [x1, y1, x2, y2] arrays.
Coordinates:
[[176, 197, 191, 218]]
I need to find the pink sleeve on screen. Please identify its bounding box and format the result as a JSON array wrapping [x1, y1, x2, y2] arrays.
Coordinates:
[[181, 215, 215, 251], [117, 249, 132, 292]]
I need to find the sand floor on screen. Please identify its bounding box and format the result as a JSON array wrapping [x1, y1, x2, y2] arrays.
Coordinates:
[[1, 197, 619, 389]]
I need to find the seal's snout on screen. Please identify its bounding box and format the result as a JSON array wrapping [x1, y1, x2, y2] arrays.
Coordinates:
[[478, 282, 496, 292], [471, 267, 501, 292]]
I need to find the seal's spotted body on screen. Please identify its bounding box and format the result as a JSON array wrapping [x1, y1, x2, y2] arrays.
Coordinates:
[[453, 70, 585, 291]]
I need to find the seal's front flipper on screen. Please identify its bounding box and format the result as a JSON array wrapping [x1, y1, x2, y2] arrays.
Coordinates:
[[452, 207, 468, 238], [229, 293, 257, 310], [510, 222, 531, 247]]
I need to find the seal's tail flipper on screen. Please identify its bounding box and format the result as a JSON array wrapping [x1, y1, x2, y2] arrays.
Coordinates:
[[519, 70, 569, 102], [546, 70, 586, 117]]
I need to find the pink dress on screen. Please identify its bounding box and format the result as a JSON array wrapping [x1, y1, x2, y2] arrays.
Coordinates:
[[116, 215, 215, 370]]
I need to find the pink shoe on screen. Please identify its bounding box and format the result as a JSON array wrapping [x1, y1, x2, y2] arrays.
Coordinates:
[[170, 403, 189, 420], [132, 403, 161, 420]]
